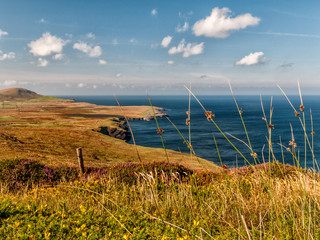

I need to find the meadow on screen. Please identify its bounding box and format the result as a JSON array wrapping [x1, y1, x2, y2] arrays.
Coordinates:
[[0, 85, 320, 239]]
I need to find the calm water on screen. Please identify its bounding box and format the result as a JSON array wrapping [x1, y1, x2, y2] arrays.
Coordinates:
[[58, 95, 320, 168]]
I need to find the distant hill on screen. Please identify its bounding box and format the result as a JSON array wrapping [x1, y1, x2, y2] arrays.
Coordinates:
[[0, 88, 41, 100]]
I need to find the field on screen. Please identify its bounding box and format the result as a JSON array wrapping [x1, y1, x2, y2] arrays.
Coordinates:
[[0, 93, 319, 239]]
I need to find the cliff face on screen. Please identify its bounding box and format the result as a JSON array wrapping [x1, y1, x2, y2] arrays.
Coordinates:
[[94, 108, 168, 142], [95, 118, 131, 141]]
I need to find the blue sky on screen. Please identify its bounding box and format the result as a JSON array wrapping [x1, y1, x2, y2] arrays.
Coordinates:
[[0, 0, 320, 95]]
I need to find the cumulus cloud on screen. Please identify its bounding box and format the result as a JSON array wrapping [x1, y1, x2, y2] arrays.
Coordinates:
[[77, 83, 85, 88], [37, 58, 49, 67], [0, 50, 15, 61], [193, 7, 260, 38], [28, 32, 66, 57], [2, 80, 17, 86], [52, 53, 64, 60], [93, 85, 97, 89], [151, 9, 157, 16], [176, 22, 189, 33], [98, 59, 107, 65], [73, 42, 102, 57], [86, 33, 95, 39], [0, 29, 8, 38], [167, 61, 175, 65], [235, 52, 266, 66], [116, 73, 121, 78], [161, 36, 172, 48], [168, 39, 204, 58]]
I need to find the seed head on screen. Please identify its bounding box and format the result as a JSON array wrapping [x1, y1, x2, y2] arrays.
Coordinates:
[[295, 111, 300, 117], [300, 105, 304, 111], [157, 129, 164, 135], [186, 111, 190, 115], [311, 131, 315, 136], [186, 118, 190, 125], [239, 109, 243, 115], [205, 111, 215, 121], [289, 140, 297, 148], [250, 152, 258, 158], [268, 124, 274, 129]]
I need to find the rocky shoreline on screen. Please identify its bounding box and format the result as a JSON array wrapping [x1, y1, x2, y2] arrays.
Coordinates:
[[95, 108, 167, 141]]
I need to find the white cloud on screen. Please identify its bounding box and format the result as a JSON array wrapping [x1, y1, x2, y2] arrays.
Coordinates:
[[176, 22, 189, 33], [235, 52, 266, 66], [116, 73, 121, 78], [0, 29, 8, 38], [37, 58, 49, 67], [86, 33, 95, 39], [129, 38, 138, 44], [2, 80, 17, 86], [93, 85, 97, 89], [73, 42, 102, 57], [168, 39, 204, 58], [98, 59, 107, 65], [0, 50, 15, 61], [28, 32, 66, 56], [52, 53, 64, 60], [193, 7, 260, 38], [39, 18, 47, 23], [77, 83, 85, 88], [161, 36, 172, 48], [151, 9, 157, 16], [167, 61, 175, 65]]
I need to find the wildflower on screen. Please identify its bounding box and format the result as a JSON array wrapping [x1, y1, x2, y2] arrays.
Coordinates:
[[123, 234, 129, 240], [193, 220, 200, 226], [157, 129, 164, 135], [250, 152, 258, 158], [186, 111, 190, 115], [268, 124, 274, 129], [30, 234, 35, 239], [295, 111, 300, 117], [239, 109, 243, 115], [311, 131, 315, 136], [205, 111, 215, 121], [300, 105, 304, 111], [186, 118, 190, 125], [44, 232, 51, 238], [108, 232, 112, 236]]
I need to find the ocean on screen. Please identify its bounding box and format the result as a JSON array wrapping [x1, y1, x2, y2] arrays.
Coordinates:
[[57, 95, 320, 169]]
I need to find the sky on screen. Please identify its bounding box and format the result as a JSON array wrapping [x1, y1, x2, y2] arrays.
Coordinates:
[[0, 0, 320, 95]]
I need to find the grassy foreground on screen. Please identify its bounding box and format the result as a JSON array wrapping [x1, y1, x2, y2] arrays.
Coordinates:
[[0, 159, 319, 239]]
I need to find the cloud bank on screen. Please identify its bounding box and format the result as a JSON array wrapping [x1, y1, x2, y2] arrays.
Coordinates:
[[0, 50, 15, 61], [193, 7, 260, 38]]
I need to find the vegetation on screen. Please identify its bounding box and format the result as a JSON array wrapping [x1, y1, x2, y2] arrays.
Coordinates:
[[0, 84, 319, 239], [0, 159, 319, 239]]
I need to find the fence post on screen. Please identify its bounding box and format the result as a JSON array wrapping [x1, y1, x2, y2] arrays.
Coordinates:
[[77, 147, 85, 174]]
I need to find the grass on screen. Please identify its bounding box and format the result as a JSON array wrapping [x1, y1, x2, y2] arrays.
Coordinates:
[[0, 85, 319, 239], [0, 159, 319, 239], [26, 96, 70, 102]]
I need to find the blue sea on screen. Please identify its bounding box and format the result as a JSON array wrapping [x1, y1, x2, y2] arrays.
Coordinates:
[[57, 95, 320, 169]]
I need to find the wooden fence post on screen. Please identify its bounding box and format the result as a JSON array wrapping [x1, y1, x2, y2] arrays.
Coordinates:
[[77, 147, 85, 174]]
